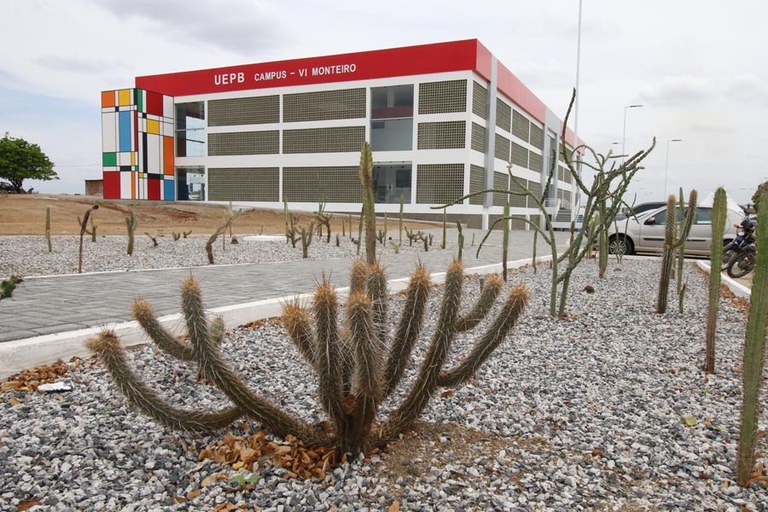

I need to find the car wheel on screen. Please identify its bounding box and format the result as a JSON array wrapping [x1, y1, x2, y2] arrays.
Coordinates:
[[608, 235, 634, 255], [727, 251, 755, 278]]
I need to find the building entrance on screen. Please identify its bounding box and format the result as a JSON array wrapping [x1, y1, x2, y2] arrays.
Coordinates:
[[176, 167, 206, 201]]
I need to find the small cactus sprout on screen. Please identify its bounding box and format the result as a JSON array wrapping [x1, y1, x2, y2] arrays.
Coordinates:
[[172, 232, 181, 241], [456, 221, 464, 261], [1, 275, 24, 300], [399, 193, 404, 245], [705, 188, 727, 373], [88, 260, 529, 457], [441, 207, 447, 250], [144, 232, 159, 247], [126, 209, 138, 255], [656, 190, 697, 314], [300, 221, 315, 259], [736, 190, 768, 486]]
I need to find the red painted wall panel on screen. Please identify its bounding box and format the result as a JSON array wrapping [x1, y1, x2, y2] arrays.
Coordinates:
[[103, 171, 121, 199], [148, 178, 161, 200]]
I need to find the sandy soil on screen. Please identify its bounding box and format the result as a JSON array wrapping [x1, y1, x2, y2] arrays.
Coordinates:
[[0, 194, 429, 236]]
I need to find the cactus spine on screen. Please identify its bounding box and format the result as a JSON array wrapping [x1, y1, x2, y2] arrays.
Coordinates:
[[735, 190, 768, 486], [45, 207, 52, 253], [125, 209, 137, 255], [704, 188, 727, 374], [656, 190, 697, 314]]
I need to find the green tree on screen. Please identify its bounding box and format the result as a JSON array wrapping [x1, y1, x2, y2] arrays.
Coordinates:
[[751, 180, 768, 213], [0, 133, 57, 193]]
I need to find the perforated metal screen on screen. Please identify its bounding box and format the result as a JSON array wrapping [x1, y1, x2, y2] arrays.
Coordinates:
[[512, 111, 530, 143], [472, 82, 487, 118], [493, 171, 509, 206], [529, 151, 543, 172], [495, 134, 511, 162], [530, 124, 544, 149], [208, 96, 279, 126], [208, 167, 279, 201], [471, 123, 486, 153], [417, 121, 466, 150], [208, 131, 279, 156], [469, 164, 484, 205], [509, 176, 527, 208], [496, 99, 511, 132], [283, 88, 366, 122], [418, 80, 467, 114], [416, 164, 464, 204], [283, 126, 365, 154], [511, 142, 528, 168], [283, 166, 361, 203]]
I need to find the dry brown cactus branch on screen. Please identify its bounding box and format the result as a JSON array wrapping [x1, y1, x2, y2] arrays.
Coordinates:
[[454, 273, 504, 332], [85, 330, 242, 432], [132, 299, 195, 361], [438, 284, 530, 387], [382, 263, 431, 398]]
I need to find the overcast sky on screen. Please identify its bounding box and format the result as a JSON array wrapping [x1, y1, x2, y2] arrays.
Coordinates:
[[1, 0, 766, 205]]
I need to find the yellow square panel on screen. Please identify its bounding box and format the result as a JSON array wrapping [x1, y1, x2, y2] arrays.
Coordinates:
[[131, 152, 136, 166], [139, 173, 146, 178], [118, 89, 132, 106], [146, 119, 160, 135]]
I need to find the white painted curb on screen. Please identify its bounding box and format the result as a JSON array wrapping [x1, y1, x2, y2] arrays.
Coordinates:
[[0, 255, 551, 379], [695, 260, 752, 299]]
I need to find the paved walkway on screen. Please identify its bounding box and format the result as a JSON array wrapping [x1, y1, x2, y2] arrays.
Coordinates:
[[0, 229, 569, 344]]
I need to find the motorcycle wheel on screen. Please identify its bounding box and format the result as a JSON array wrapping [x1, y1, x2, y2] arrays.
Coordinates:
[[721, 248, 736, 271], [727, 251, 756, 278]]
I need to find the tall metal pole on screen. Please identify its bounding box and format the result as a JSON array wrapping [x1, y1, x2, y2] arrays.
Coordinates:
[[572, 0, 583, 220], [621, 104, 643, 162], [664, 138, 683, 197]]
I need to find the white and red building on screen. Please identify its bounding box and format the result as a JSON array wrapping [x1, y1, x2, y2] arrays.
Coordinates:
[[101, 39, 580, 228]]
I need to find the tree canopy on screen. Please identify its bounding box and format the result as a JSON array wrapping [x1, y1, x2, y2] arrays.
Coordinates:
[[0, 133, 57, 193]]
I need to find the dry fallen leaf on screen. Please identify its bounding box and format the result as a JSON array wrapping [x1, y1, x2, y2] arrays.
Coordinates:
[[388, 500, 401, 512], [186, 488, 201, 500], [17, 498, 42, 511]]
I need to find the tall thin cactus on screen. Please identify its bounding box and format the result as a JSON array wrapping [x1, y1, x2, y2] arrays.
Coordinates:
[[125, 209, 137, 256], [359, 142, 376, 265], [45, 207, 52, 253], [705, 188, 726, 374], [676, 187, 687, 293], [656, 190, 697, 314], [735, 190, 768, 486], [398, 193, 404, 245], [78, 204, 98, 273]]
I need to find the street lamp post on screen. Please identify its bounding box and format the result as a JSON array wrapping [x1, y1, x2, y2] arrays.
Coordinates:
[[664, 138, 683, 198], [621, 104, 644, 162]]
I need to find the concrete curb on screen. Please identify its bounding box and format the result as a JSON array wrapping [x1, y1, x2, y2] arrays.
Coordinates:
[[0, 256, 550, 379], [694, 260, 752, 299]]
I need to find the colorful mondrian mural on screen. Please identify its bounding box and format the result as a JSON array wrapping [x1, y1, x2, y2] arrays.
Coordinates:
[[101, 88, 175, 200]]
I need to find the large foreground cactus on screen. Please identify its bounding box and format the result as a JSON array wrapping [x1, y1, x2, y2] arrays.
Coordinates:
[[87, 260, 528, 456]]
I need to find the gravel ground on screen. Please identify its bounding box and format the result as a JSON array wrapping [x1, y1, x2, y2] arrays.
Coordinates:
[[0, 234, 437, 277], [1, 258, 767, 511]]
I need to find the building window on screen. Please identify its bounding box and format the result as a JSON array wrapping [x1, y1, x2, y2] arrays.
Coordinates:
[[175, 102, 205, 157], [176, 166, 205, 200], [373, 163, 411, 204], [371, 85, 413, 151]]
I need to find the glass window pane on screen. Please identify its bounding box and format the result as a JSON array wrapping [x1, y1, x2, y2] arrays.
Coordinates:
[[373, 163, 411, 204], [371, 85, 413, 119], [371, 118, 413, 151]]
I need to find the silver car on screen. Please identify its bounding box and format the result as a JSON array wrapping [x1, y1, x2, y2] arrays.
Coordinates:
[[606, 205, 742, 256]]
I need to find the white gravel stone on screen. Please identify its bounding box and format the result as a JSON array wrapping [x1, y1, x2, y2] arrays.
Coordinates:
[[0, 258, 766, 510]]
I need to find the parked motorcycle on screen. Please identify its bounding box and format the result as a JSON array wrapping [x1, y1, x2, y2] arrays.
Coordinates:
[[722, 216, 756, 271], [726, 242, 756, 278]]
